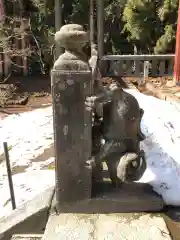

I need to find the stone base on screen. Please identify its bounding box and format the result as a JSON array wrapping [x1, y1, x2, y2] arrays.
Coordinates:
[[43, 213, 170, 240], [54, 182, 164, 213], [43, 183, 166, 240]]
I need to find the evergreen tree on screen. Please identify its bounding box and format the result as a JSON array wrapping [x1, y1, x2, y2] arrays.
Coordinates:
[[154, 0, 178, 53], [122, 0, 159, 53], [122, 0, 178, 54]]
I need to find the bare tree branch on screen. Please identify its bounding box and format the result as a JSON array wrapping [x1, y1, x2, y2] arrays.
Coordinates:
[[0, 0, 47, 78]]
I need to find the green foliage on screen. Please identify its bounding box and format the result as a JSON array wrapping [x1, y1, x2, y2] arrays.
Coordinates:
[[123, 0, 178, 53], [123, 0, 159, 53], [104, 0, 132, 54], [29, 0, 55, 74], [154, 24, 176, 54], [1, 0, 179, 75], [158, 0, 178, 22], [70, 0, 89, 25], [154, 0, 178, 53]]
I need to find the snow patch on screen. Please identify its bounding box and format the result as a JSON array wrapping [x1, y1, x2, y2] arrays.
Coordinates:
[[126, 89, 180, 206]]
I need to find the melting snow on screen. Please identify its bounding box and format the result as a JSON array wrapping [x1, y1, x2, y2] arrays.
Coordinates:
[[127, 89, 180, 206], [0, 90, 180, 218]]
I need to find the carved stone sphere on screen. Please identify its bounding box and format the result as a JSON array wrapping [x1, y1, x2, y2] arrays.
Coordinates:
[[55, 24, 89, 49], [107, 151, 147, 187], [117, 152, 146, 183], [53, 24, 90, 71]]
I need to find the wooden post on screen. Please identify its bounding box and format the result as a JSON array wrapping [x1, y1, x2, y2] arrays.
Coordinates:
[[51, 24, 92, 212], [21, 31, 28, 77], [19, 1, 28, 76], [0, 0, 5, 22], [0, 48, 3, 80], [90, 0, 95, 56], [143, 61, 149, 83], [97, 0, 104, 58], [3, 53, 10, 78], [173, 0, 180, 84], [55, 0, 63, 59]]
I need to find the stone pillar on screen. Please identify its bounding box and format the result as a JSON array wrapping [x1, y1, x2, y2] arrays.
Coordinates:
[[51, 24, 92, 210]]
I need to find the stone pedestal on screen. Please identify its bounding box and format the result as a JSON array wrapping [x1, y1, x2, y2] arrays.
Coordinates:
[[51, 24, 164, 217], [51, 24, 92, 209], [52, 71, 92, 204], [43, 210, 169, 240]]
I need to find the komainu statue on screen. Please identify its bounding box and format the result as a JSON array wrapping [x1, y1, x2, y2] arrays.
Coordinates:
[[86, 78, 147, 187]]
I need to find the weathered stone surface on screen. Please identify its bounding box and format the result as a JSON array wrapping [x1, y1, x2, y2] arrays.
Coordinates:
[[52, 71, 92, 206], [43, 212, 171, 240], [0, 187, 54, 240], [53, 24, 90, 71], [87, 76, 147, 186], [51, 182, 163, 213], [51, 23, 93, 209]]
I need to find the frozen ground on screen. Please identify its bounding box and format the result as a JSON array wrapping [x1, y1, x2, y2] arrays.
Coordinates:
[[0, 90, 180, 218], [0, 107, 55, 218], [127, 89, 180, 206]]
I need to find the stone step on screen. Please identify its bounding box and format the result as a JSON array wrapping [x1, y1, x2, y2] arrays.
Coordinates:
[[0, 187, 54, 240], [42, 213, 171, 240], [11, 234, 43, 240], [43, 182, 166, 239]]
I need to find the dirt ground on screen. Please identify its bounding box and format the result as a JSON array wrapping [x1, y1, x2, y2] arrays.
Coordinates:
[[0, 76, 52, 119], [0, 76, 128, 119], [129, 76, 180, 99], [1, 75, 180, 120]]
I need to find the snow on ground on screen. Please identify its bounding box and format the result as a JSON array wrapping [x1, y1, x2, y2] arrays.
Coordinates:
[[0, 107, 55, 218], [126, 89, 180, 206], [1, 90, 180, 218]]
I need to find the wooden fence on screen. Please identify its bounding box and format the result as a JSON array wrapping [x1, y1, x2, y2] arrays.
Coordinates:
[[0, 50, 28, 80], [0, 53, 176, 81], [101, 54, 175, 80], [0, 17, 30, 81]]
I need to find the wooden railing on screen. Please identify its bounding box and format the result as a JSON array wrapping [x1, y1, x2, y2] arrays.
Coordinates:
[[101, 54, 175, 79], [0, 17, 30, 81]]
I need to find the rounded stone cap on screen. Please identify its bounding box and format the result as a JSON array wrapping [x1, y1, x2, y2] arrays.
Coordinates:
[[55, 24, 88, 47], [53, 24, 90, 71]]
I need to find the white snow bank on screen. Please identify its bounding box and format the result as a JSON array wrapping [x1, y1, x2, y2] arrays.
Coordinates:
[[1, 89, 180, 219], [126, 89, 180, 206], [0, 107, 53, 173], [0, 107, 54, 219]]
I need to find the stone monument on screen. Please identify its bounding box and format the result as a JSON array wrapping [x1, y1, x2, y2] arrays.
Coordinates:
[[51, 24, 163, 214], [51, 24, 92, 206]]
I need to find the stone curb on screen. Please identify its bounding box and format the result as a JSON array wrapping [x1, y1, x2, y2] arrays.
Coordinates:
[[0, 186, 55, 240]]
